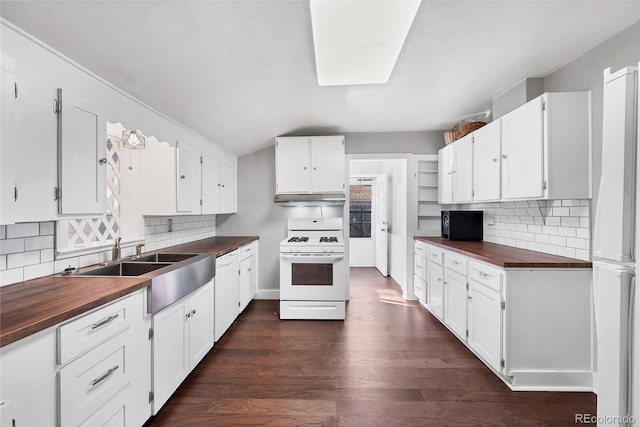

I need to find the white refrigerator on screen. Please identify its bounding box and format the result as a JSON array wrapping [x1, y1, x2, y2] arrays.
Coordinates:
[[592, 65, 638, 427]]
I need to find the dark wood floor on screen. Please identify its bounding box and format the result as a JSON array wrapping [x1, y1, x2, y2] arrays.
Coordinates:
[[149, 267, 596, 426]]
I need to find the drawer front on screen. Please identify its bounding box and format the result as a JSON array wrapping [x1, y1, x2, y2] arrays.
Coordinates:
[[414, 275, 426, 303], [240, 243, 254, 261], [59, 332, 131, 427], [58, 294, 136, 365], [445, 252, 467, 276], [414, 241, 427, 258], [469, 261, 503, 293], [426, 247, 444, 265], [414, 253, 427, 281]]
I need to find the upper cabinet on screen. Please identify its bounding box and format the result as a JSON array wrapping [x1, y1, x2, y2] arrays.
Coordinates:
[[438, 145, 453, 204], [275, 136, 345, 194], [176, 139, 202, 213], [57, 88, 107, 215], [1, 54, 17, 224], [501, 92, 590, 201], [439, 92, 591, 204], [202, 144, 236, 214], [472, 119, 501, 202]]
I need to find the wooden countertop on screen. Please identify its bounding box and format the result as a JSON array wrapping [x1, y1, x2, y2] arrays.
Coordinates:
[[0, 236, 259, 348], [414, 237, 592, 269]]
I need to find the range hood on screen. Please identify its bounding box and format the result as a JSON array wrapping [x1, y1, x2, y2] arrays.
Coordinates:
[[274, 193, 346, 207]]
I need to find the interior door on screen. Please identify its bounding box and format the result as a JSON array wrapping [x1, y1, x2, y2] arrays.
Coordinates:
[[375, 173, 388, 276]]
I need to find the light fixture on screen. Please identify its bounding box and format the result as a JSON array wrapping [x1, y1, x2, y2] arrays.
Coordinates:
[[122, 129, 145, 149], [310, 0, 421, 86]]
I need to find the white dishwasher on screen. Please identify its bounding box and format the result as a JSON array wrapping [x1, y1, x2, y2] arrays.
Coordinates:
[[215, 250, 240, 341]]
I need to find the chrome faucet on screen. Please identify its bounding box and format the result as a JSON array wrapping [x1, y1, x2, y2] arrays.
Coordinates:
[[112, 237, 122, 261], [135, 242, 145, 258]]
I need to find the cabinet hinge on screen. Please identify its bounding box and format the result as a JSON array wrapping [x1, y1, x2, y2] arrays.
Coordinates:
[[54, 187, 61, 201], [542, 180, 547, 190], [465, 329, 469, 337], [501, 301, 506, 310], [200, 156, 203, 164], [471, 190, 475, 197], [542, 100, 546, 111], [200, 199, 203, 206], [149, 391, 154, 403], [14, 186, 17, 202], [238, 301, 241, 307], [53, 98, 61, 114], [14, 82, 18, 99], [500, 359, 505, 368], [466, 282, 469, 290], [148, 328, 154, 340]]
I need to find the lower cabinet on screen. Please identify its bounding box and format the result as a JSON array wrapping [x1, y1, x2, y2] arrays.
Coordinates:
[[152, 280, 214, 414], [416, 240, 593, 391], [239, 241, 258, 313]]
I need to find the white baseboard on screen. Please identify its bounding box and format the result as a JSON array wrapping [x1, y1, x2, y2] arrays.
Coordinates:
[[256, 289, 280, 300]]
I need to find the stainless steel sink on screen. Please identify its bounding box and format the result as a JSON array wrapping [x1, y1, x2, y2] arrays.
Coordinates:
[[75, 253, 215, 314], [78, 262, 171, 276], [129, 253, 198, 263]]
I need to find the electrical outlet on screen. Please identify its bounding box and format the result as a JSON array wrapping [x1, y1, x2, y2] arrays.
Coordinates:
[[167, 218, 173, 232], [486, 216, 495, 226]]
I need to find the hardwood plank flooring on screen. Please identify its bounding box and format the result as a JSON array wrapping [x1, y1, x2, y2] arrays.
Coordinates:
[[148, 267, 595, 426]]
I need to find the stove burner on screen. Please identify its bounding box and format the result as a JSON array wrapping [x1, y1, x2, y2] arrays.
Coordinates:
[[288, 236, 309, 243], [320, 237, 338, 243]]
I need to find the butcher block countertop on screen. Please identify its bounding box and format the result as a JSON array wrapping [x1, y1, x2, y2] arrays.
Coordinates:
[[414, 237, 592, 269], [0, 236, 259, 348]]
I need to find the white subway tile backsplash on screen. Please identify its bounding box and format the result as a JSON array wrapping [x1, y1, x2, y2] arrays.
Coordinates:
[[1, 268, 24, 286], [542, 225, 558, 235], [0, 255, 5, 270], [562, 200, 582, 207], [79, 253, 100, 268], [558, 227, 577, 238], [553, 207, 570, 217], [570, 206, 589, 217], [24, 262, 54, 281], [55, 258, 79, 274], [561, 217, 581, 228], [0, 238, 25, 255], [550, 236, 567, 246], [580, 218, 590, 228], [557, 246, 576, 258], [7, 251, 40, 269], [25, 235, 54, 251], [41, 249, 54, 263], [528, 242, 542, 252], [6, 223, 40, 238], [535, 234, 550, 244], [575, 249, 590, 260], [40, 222, 54, 236], [545, 217, 561, 226], [576, 228, 590, 239], [527, 225, 542, 234], [0, 225, 5, 239], [541, 244, 558, 255], [520, 217, 534, 225], [566, 238, 587, 250]]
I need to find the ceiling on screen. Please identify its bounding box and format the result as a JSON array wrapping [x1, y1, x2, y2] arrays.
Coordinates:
[[1, 1, 639, 157]]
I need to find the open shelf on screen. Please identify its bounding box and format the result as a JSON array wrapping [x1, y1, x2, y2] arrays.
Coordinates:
[[415, 155, 441, 235]]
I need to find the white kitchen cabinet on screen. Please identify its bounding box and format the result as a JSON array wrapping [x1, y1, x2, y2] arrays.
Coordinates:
[[0, 328, 57, 427], [57, 88, 108, 215], [0, 53, 16, 224], [452, 133, 473, 203], [215, 250, 240, 341], [275, 135, 345, 194], [152, 280, 214, 414], [202, 144, 237, 214], [501, 92, 590, 200], [176, 139, 202, 213], [468, 279, 502, 373], [472, 119, 502, 202], [219, 154, 237, 213], [443, 269, 467, 340], [413, 241, 427, 303], [414, 239, 593, 390], [438, 144, 453, 204], [136, 138, 177, 216], [239, 242, 257, 313]]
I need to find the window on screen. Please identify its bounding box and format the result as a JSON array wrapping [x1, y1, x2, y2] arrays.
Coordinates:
[[349, 181, 372, 238]]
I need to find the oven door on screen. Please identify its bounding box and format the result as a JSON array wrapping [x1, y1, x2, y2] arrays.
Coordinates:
[[280, 253, 346, 301]]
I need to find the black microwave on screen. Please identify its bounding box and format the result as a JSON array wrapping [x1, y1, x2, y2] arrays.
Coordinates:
[[441, 210, 483, 241]]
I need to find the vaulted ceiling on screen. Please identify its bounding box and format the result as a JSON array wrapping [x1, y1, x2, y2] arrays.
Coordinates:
[[1, 1, 639, 156]]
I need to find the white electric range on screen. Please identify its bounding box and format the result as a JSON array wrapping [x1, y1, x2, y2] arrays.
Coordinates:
[[279, 217, 346, 320]]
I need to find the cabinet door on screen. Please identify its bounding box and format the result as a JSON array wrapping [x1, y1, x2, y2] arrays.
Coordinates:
[[473, 120, 501, 201], [220, 157, 236, 213], [239, 256, 252, 312], [438, 145, 453, 204], [444, 269, 468, 340], [501, 97, 544, 199], [188, 281, 214, 369], [310, 136, 345, 193], [0, 54, 16, 224], [152, 301, 188, 414], [58, 88, 107, 215], [276, 137, 310, 193], [176, 139, 201, 213], [426, 260, 444, 320], [468, 281, 502, 372], [452, 134, 473, 203], [215, 251, 240, 341], [201, 145, 221, 214]]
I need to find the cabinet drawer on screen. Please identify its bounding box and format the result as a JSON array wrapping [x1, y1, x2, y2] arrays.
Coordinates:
[[414, 253, 427, 281], [469, 261, 503, 293], [59, 332, 131, 427], [414, 241, 427, 257], [240, 243, 254, 261], [57, 294, 135, 365], [445, 252, 467, 276], [426, 247, 444, 265], [414, 275, 426, 303]]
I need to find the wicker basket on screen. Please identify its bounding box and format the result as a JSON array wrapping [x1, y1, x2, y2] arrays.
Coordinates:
[[444, 121, 487, 145]]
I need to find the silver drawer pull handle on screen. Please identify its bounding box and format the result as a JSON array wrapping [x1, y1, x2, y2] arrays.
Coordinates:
[[416, 264, 422, 269], [91, 314, 119, 330], [478, 272, 488, 278], [91, 365, 119, 387], [437, 278, 442, 282]]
